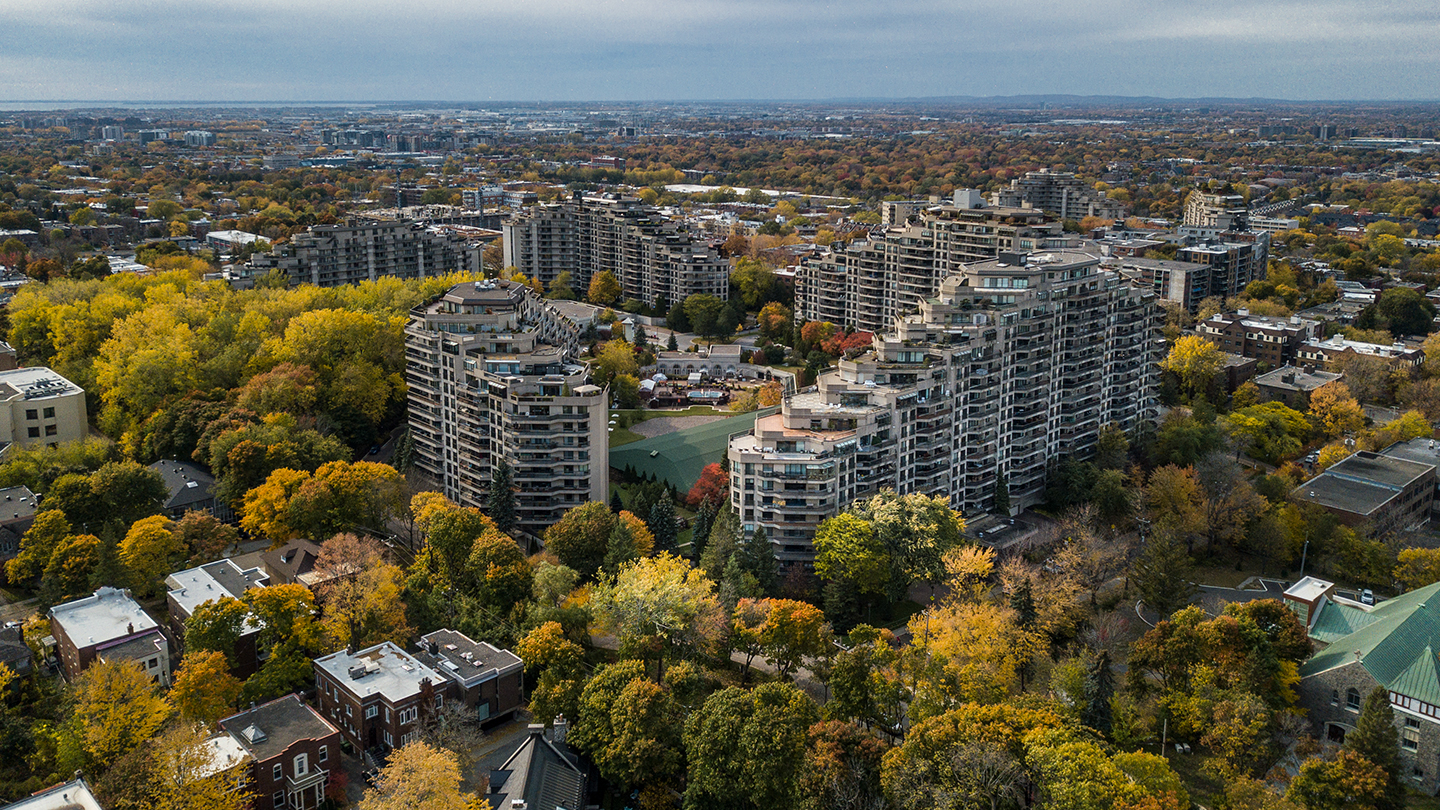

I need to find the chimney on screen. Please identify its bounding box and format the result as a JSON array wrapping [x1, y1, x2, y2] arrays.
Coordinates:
[[552, 714, 568, 744], [126, 622, 134, 635]]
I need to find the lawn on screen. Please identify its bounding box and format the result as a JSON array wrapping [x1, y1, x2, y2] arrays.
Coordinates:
[[607, 405, 731, 448]]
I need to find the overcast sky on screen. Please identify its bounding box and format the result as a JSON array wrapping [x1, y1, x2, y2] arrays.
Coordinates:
[[0, 0, 1437, 102]]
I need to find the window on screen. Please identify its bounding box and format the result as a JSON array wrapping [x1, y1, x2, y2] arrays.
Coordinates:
[[318, 745, 328, 764], [273, 791, 285, 809], [273, 763, 283, 780], [24, 409, 35, 420], [365, 706, 378, 720], [44, 425, 56, 436], [294, 753, 307, 776], [346, 705, 353, 717], [26, 427, 38, 438], [1347, 688, 1362, 711], [435, 694, 444, 709], [1404, 719, 1420, 751], [1330, 691, 1339, 706], [42, 407, 54, 418]]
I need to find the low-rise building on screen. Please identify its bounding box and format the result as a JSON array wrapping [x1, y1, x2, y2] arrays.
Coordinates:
[[1379, 438, 1440, 517], [1292, 451, 1435, 536], [0, 777, 104, 810], [149, 459, 234, 523], [260, 539, 325, 588], [1298, 336, 1426, 371], [217, 695, 342, 810], [49, 586, 170, 684], [165, 559, 269, 676], [413, 629, 524, 723], [314, 641, 446, 753], [1198, 311, 1323, 367], [485, 721, 590, 810], [1111, 256, 1213, 313], [1253, 364, 1343, 409], [1292, 577, 1440, 794], [0, 367, 88, 451], [0, 485, 38, 581]]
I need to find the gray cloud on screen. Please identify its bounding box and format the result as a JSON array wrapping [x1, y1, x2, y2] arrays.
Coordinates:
[[0, 0, 1435, 100]]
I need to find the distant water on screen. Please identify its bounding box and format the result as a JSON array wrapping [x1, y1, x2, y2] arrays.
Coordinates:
[[0, 101, 377, 111]]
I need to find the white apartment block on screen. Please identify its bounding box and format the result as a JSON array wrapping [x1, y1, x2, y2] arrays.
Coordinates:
[[796, 193, 1071, 333], [405, 280, 608, 533], [989, 169, 1126, 221], [243, 218, 481, 288], [503, 193, 728, 309], [0, 367, 88, 451], [732, 251, 1160, 564]]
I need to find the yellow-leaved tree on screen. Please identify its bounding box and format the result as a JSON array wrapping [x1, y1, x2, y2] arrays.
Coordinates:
[[1308, 380, 1364, 438], [1160, 335, 1223, 398], [72, 659, 171, 767], [357, 742, 482, 810]]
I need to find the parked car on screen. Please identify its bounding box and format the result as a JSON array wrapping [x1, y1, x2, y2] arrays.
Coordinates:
[[1361, 588, 1376, 606]]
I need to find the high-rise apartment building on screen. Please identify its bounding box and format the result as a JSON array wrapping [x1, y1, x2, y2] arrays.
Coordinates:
[[1183, 190, 1249, 231], [989, 169, 1126, 221], [796, 193, 1068, 332], [183, 130, 215, 147], [731, 251, 1160, 563], [503, 193, 728, 309], [242, 219, 481, 288], [404, 280, 608, 534]]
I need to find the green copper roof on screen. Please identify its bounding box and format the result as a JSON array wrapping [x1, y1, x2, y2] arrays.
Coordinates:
[[1309, 600, 1382, 645], [1302, 580, 1440, 706]]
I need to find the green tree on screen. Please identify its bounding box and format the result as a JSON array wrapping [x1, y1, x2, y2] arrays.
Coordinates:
[[487, 459, 517, 536], [6, 509, 70, 583], [1132, 533, 1197, 620], [649, 492, 678, 555], [813, 513, 889, 597], [569, 660, 683, 790], [1357, 287, 1436, 337], [40, 533, 100, 605], [603, 518, 640, 574], [588, 270, 621, 306], [685, 683, 821, 810], [544, 501, 617, 579], [1345, 686, 1405, 810], [741, 525, 779, 596], [185, 595, 249, 669], [682, 294, 724, 337]]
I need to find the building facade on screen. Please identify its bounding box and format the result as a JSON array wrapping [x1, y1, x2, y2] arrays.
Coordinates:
[[404, 280, 608, 534], [217, 695, 341, 810], [242, 219, 481, 288], [0, 367, 88, 450], [1298, 335, 1426, 371], [989, 169, 1125, 221], [1197, 311, 1323, 367], [165, 559, 269, 677], [1292, 451, 1435, 536], [1183, 190, 1249, 231], [413, 629, 525, 723], [314, 642, 444, 753], [731, 251, 1161, 563], [49, 586, 170, 685], [795, 193, 1070, 332], [503, 193, 728, 308]]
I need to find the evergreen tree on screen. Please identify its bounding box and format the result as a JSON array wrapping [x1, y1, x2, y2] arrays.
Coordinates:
[[487, 459, 517, 536], [649, 493, 678, 555], [603, 519, 639, 574], [700, 508, 739, 583], [742, 526, 779, 596], [610, 489, 624, 513], [1132, 534, 1197, 620], [691, 497, 716, 560], [1346, 686, 1406, 810], [721, 553, 756, 609], [823, 578, 862, 635], [993, 474, 1011, 516], [667, 333, 679, 352], [1082, 650, 1114, 736], [1009, 576, 1038, 630]]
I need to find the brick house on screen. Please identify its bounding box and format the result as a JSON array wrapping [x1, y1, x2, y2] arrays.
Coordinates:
[[49, 586, 169, 685], [313, 642, 445, 753], [1197, 311, 1322, 368], [165, 559, 269, 677], [217, 695, 341, 810], [413, 629, 524, 723], [1291, 577, 1440, 794]]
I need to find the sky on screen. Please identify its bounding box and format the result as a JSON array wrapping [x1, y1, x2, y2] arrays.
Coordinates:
[[0, 0, 1437, 102]]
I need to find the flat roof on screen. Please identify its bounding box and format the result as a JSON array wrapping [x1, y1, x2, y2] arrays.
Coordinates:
[[314, 641, 447, 704], [1292, 452, 1436, 516], [1254, 365, 1342, 392], [417, 629, 523, 686], [50, 587, 157, 647], [0, 486, 37, 523], [1284, 575, 1334, 603], [165, 559, 268, 622], [0, 366, 81, 402], [1381, 437, 1440, 470], [2, 778, 104, 810]]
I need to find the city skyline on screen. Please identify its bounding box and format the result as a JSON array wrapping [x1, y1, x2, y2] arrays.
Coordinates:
[[1, 0, 1438, 102]]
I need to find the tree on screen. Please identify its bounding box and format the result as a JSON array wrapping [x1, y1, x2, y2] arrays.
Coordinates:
[[1095, 422, 1130, 470], [757, 302, 793, 344], [759, 598, 832, 680], [611, 372, 641, 409], [149, 723, 253, 810], [1358, 287, 1436, 337], [487, 459, 517, 536], [802, 720, 889, 810], [592, 339, 639, 387], [6, 509, 70, 583], [587, 270, 621, 306], [320, 555, 412, 653], [813, 512, 890, 598], [649, 492, 678, 555], [1345, 686, 1405, 810], [172, 510, 239, 564], [545, 501, 617, 579], [547, 271, 577, 300], [185, 595, 249, 669], [1226, 401, 1311, 464], [40, 532, 100, 605], [72, 659, 171, 767], [686, 463, 728, 508], [171, 650, 242, 725], [357, 741, 476, 810], [1161, 336, 1223, 398], [591, 553, 725, 671], [682, 294, 724, 337], [1309, 381, 1365, 438], [120, 515, 181, 597], [1132, 533, 1197, 620], [603, 517, 640, 574], [283, 460, 407, 540], [570, 660, 683, 790], [1287, 749, 1388, 810], [852, 490, 964, 600], [742, 525, 779, 596], [684, 683, 820, 810], [1395, 547, 1440, 591]]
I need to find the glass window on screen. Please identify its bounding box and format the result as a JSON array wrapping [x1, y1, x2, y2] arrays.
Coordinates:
[[318, 745, 328, 764], [42, 407, 54, 418], [1347, 688, 1362, 711], [273, 792, 285, 809], [365, 706, 378, 719], [1404, 719, 1420, 751], [24, 409, 35, 420], [273, 763, 283, 780], [294, 753, 307, 776], [44, 425, 56, 436], [26, 427, 38, 438]]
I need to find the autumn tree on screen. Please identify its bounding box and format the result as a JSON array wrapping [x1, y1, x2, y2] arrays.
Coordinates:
[[587, 270, 621, 306], [684, 683, 821, 810], [40, 532, 101, 605], [591, 553, 725, 673], [120, 515, 182, 597], [149, 723, 253, 810], [1161, 335, 1223, 399], [1395, 547, 1440, 591], [544, 501, 619, 579], [171, 650, 243, 725], [758, 598, 832, 679], [591, 339, 639, 388], [686, 463, 728, 509], [516, 621, 586, 725], [5, 509, 70, 583], [357, 741, 476, 810], [1309, 381, 1365, 438], [72, 659, 172, 767], [317, 534, 412, 653], [172, 510, 240, 564], [1287, 749, 1389, 810]]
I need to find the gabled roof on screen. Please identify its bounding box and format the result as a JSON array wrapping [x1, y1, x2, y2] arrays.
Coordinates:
[[218, 694, 340, 764], [148, 459, 217, 510], [1302, 580, 1440, 704], [489, 726, 585, 810]]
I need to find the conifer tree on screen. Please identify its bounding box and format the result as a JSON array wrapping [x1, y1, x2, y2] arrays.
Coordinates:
[[610, 489, 624, 513], [649, 492, 678, 554], [487, 459, 517, 536], [1132, 533, 1197, 620], [603, 518, 639, 574], [1346, 686, 1405, 810], [1082, 649, 1114, 736], [691, 497, 716, 560], [1009, 576, 1038, 630], [743, 525, 779, 596]]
